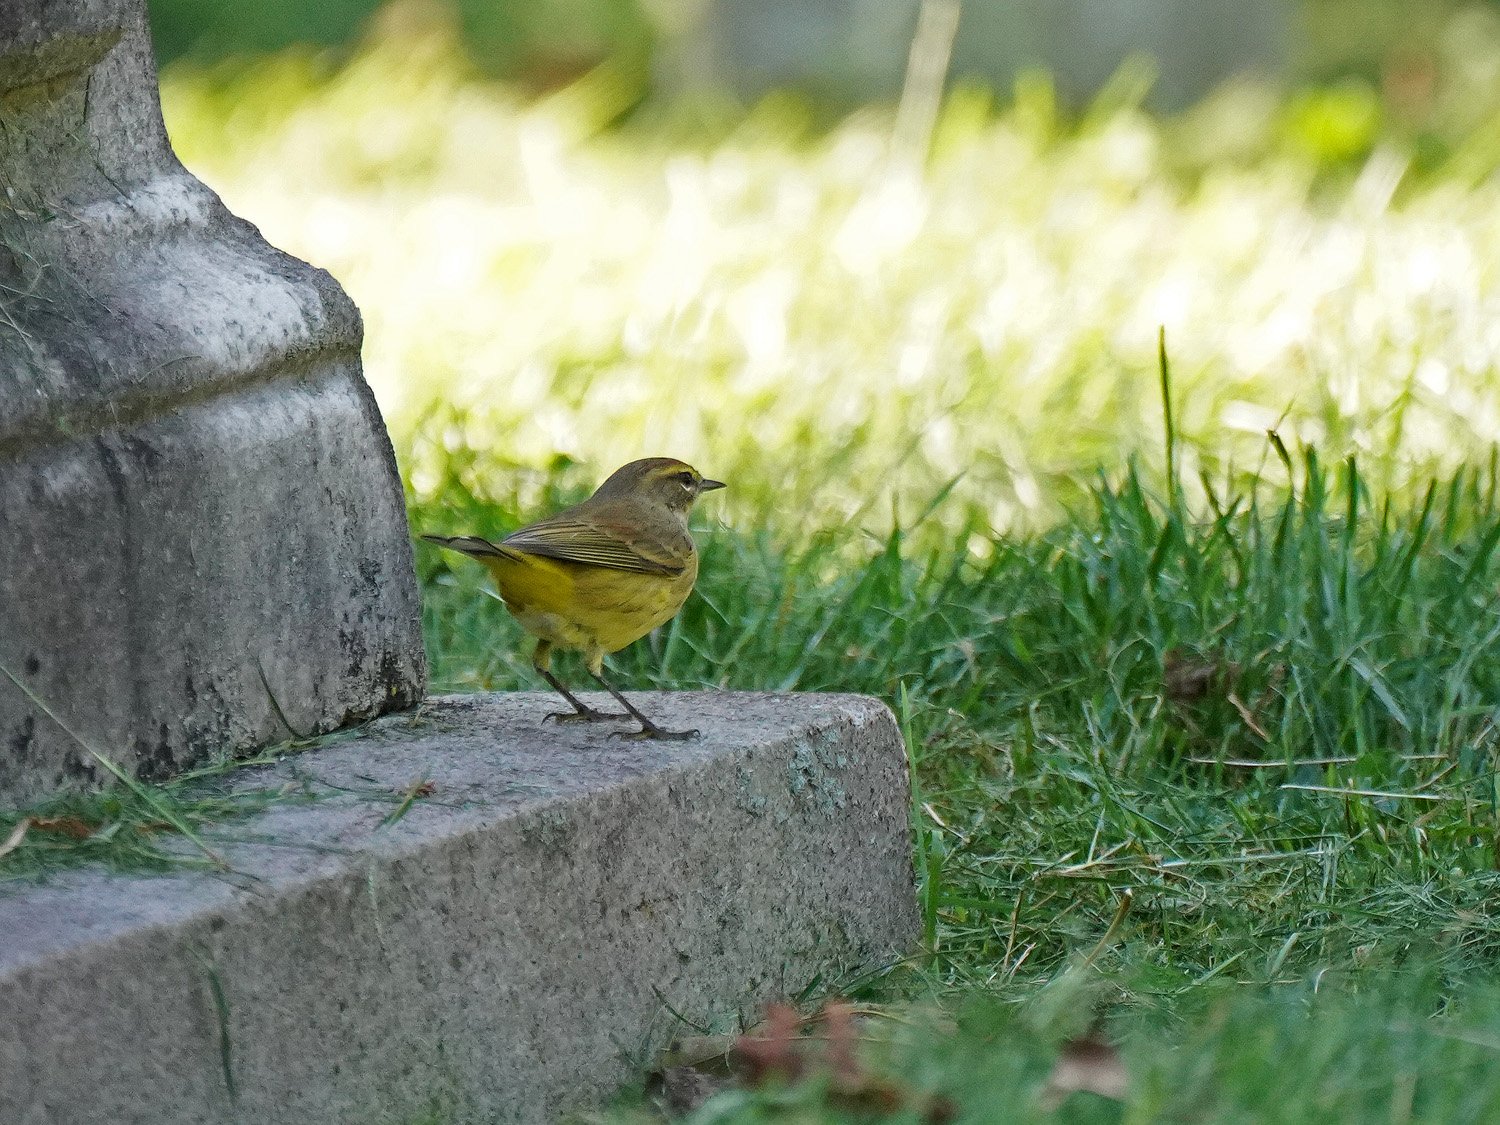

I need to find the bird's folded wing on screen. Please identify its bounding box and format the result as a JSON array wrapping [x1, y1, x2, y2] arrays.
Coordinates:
[[501, 517, 686, 576]]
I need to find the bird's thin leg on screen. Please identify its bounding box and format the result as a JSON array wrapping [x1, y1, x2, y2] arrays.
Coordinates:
[[586, 668, 698, 741], [533, 642, 626, 723]]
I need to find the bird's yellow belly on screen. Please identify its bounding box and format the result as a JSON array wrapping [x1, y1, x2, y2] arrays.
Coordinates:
[[482, 552, 695, 654]]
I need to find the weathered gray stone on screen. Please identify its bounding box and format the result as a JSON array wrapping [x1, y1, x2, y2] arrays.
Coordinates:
[[0, 0, 426, 805], [0, 692, 918, 1124]]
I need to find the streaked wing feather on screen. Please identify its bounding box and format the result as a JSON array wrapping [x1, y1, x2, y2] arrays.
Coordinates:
[[501, 517, 685, 576], [421, 534, 518, 560]]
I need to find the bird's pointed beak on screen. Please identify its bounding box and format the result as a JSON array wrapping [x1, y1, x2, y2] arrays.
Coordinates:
[[699, 478, 726, 493]]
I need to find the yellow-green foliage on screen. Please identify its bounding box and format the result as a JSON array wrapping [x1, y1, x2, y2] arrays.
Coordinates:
[[161, 9, 1500, 531]]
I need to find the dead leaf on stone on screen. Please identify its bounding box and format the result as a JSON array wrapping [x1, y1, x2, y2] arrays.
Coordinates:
[[30, 815, 98, 839], [0, 819, 29, 860], [1039, 1032, 1129, 1111]]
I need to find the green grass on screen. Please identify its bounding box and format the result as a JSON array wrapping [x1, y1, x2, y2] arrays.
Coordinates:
[[0, 740, 324, 881], [0, 707, 453, 881]]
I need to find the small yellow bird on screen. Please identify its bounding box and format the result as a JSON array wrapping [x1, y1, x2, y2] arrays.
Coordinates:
[[422, 457, 725, 739]]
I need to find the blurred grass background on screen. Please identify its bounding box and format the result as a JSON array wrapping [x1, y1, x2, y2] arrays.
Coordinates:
[[159, 1, 1500, 535], [138, 1, 1500, 1118]]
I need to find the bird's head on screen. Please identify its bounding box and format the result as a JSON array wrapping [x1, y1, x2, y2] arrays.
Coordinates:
[[592, 457, 726, 515]]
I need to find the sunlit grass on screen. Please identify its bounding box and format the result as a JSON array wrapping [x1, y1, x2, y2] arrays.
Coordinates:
[[161, 8, 1500, 535]]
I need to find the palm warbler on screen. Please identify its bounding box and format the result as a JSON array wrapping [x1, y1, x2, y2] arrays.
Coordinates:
[[422, 457, 725, 739]]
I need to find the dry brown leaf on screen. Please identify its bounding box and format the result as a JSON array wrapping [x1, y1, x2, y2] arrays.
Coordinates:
[[733, 1000, 957, 1122], [733, 1003, 805, 1082], [648, 1065, 732, 1115], [819, 1000, 863, 1088], [30, 815, 97, 839], [1039, 1032, 1129, 1111], [1163, 648, 1220, 703], [0, 819, 29, 860]]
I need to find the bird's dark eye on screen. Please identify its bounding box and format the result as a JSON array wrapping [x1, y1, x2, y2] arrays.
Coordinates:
[[675, 471, 695, 486]]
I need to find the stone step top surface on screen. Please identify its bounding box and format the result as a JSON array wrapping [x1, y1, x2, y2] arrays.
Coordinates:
[[0, 691, 898, 967]]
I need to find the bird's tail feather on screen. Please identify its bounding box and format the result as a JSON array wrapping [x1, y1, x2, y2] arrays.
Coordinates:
[[420, 534, 523, 562]]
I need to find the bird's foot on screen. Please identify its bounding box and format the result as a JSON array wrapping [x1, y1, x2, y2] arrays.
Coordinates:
[[609, 723, 700, 742], [544, 707, 630, 724]]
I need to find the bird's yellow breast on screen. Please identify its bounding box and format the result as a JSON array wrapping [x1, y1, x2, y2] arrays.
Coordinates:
[[481, 550, 698, 654]]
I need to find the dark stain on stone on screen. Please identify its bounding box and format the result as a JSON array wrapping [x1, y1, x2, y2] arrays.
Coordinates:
[[340, 626, 368, 682], [94, 435, 129, 508], [133, 723, 177, 782], [60, 749, 96, 784], [357, 557, 380, 585], [94, 437, 154, 780], [324, 642, 420, 735], [23, 654, 39, 674], [185, 674, 236, 760], [9, 715, 35, 762], [120, 434, 163, 474], [377, 647, 419, 711]]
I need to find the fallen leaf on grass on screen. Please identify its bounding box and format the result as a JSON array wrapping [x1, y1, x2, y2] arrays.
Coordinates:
[[821, 1001, 863, 1086], [733, 1003, 805, 1082], [647, 1065, 734, 1116], [731, 1001, 958, 1122], [1039, 1032, 1129, 1111], [0, 819, 29, 859], [1163, 648, 1221, 703], [1164, 648, 1283, 745]]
